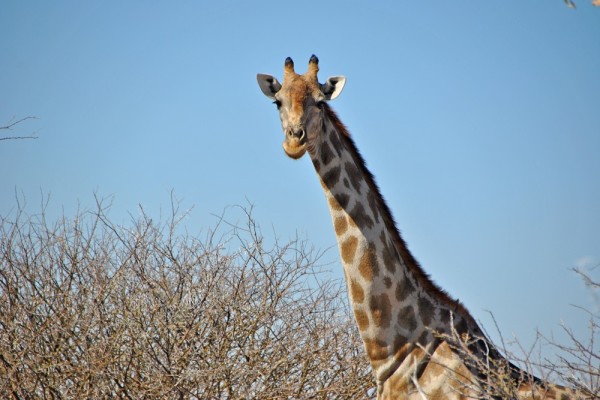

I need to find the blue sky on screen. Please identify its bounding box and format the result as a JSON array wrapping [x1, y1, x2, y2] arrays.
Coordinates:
[[2, 1, 599, 364]]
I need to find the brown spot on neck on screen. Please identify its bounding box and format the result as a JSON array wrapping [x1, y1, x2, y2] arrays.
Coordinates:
[[349, 202, 374, 230], [370, 293, 391, 329], [353, 309, 370, 331], [418, 296, 434, 326], [398, 305, 417, 332], [319, 140, 335, 166], [340, 236, 358, 264], [334, 216, 348, 236], [358, 243, 380, 280], [350, 278, 365, 303], [363, 338, 390, 365], [322, 165, 341, 189], [395, 274, 415, 302], [328, 194, 343, 211]]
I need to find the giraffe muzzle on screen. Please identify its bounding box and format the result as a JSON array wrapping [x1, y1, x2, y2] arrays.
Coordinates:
[[282, 129, 307, 159]]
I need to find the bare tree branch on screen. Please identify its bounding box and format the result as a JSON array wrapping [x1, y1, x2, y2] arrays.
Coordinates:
[[0, 136, 39, 141], [0, 116, 38, 141]]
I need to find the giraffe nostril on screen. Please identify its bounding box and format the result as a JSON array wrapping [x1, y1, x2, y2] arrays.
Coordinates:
[[287, 129, 306, 141]]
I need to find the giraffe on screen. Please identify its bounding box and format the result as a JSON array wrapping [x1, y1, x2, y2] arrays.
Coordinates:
[[256, 55, 586, 399]]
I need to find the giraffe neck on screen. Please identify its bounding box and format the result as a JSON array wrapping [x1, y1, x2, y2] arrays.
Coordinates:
[[304, 104, 586, 399], [307, 105, 473, 382], [300, 104, 583, 399]]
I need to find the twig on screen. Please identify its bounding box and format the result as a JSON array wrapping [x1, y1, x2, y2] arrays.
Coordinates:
[[0, 135, 38, 141], [1, 116, 38, 141]]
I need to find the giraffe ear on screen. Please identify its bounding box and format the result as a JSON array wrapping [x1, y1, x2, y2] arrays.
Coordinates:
[[320, 76, 346, 100], [257, 74, 282, 99]]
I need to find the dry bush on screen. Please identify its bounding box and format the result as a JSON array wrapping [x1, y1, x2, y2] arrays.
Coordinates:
[[540, 267, 600, 397], [3, 196, 596, 400], [0, 198, 373, 399], [434, 282, 600, 399]]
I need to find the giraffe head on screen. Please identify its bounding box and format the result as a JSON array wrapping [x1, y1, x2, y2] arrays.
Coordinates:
[[257, 55, 346, 159]]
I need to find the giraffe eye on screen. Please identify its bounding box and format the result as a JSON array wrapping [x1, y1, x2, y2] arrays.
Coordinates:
[[273, 100, 282, 109]]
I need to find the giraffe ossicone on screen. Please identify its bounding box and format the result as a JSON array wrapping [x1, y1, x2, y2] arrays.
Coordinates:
[[257, 55, 585, 399]]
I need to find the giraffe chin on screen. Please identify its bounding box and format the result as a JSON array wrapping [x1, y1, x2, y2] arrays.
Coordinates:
[[282, 139, 307, 159]]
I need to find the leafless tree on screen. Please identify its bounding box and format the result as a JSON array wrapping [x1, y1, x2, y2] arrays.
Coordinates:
[[0, 198, 373, 399]]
